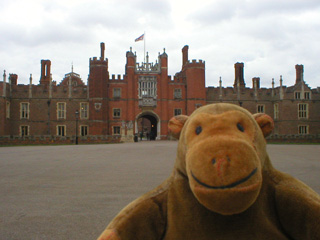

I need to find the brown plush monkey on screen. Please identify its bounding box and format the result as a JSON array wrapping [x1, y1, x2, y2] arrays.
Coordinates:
[[98, 103, 320, 240]]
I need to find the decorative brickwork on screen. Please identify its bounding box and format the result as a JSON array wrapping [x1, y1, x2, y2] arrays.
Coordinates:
[[0, 43, 319, 144]]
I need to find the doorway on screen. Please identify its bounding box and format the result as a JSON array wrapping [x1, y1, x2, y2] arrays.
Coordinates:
[[135, 111, 160, 140]]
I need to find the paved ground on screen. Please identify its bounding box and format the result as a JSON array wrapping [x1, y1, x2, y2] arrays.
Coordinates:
[[0, 141, 319, 240]]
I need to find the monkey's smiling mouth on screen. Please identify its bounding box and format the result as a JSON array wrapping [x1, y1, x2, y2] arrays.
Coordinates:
[[191, 168, 257, 190]]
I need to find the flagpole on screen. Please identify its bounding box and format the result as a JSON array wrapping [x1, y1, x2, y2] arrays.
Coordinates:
[[144, 31, 146, 63]]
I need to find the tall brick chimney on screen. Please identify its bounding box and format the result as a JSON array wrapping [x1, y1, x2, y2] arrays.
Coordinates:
[[182, 45, 189, 66], [295, 64, 304, 84], [252, 77, 260, 89], [100, 42, 105, 60], [40, 60, 51, 85], [9, 74, 18, 85], [234, 62, 245, 88]]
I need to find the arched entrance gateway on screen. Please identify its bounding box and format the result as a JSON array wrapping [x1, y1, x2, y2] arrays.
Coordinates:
[[135, 111, 160, 140]]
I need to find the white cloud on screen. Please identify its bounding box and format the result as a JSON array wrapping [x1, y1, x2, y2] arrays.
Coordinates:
[[0, 0, 319, 88]]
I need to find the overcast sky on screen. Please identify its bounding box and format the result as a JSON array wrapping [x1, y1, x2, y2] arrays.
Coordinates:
[[1, 0, 319, 88]]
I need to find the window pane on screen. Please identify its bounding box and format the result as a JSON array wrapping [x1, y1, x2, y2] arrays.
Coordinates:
[[113, 126, 120, 134], [298, 104, 308, 119], [113, 88, 121, 98], [21, 103, 29, 118], [138, 76, 157, 98], [80, 103, 88, 119], [57, 103, 66, 119], [81, 126, 88, 136], [174, 109, 182, 116]]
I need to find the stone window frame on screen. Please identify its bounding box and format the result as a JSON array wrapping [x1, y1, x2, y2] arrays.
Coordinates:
[[174, 108, 182, 116], [257, 104, 265, 113], [273, 103, 279, 120], [138, 76, 157, 99], [80, 125, 88, 136], [80, 102, 89, 119], [298, 125, 309, 135], [57, 125, 66, 137], [113, 88, 121, 98], [174, 88, 182, 99], [20, 102, 30, 119], [6, 101, 10, 119], [20, 125, 29, 137], [298, 103, 308, 119], [304, 91, 311, 100], [57, 102, 66, 120], [112, 126, 121, 135], [113, 108, 121, 118], [294, 91, 301, 100]]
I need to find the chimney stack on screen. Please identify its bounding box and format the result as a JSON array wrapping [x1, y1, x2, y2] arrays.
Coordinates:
[[100, 42, 105, 60], [40, 60, 51, 85], [234, 62, 245, 88], [252, 77, 260, 89], [182, 45, 189, 66], [9, 74, 18, 85], [295, 64, 304, 84]]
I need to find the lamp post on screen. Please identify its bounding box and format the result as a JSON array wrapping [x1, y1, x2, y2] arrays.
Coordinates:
[[75, 110, 79, 145]]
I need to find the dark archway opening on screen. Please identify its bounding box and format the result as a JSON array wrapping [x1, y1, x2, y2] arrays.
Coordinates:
[[137, 115, 157, 140]]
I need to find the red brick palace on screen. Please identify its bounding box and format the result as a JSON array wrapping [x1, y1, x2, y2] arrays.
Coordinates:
[[0, 43, 319, 144]]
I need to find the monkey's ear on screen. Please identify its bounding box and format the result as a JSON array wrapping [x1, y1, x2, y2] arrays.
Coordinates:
[[168, 115, 189, 139], [253, 113, 274, 138]]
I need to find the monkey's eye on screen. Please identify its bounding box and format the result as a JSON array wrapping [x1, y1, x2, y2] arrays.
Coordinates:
[[237, 123, 244, 132], [195, 126, 202, 135]]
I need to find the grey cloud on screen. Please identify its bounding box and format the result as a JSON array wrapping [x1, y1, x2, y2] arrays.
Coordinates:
[[241, 0, 320, 18], [67, 0, 171, 30], [129, 0, 171, 14], [188, 0, 320, 25], [0, 21, 93, 49], [188, 0, 242, 25]]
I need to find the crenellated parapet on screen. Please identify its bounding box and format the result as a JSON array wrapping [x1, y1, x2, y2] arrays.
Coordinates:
[[89, 56, 108, 68], [183, 59, 205, 69], [170, 72, 185, 83], [89, 43, 109, 71], [181, 45, 205, 71], [110, 74, 125, 81]]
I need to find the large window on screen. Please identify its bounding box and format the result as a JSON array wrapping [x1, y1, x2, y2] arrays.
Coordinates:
[[113, 126, 121, 135], [6, 101, 10, 119], [57, 125, 66, 136], [138, 76, 157, 98], [174, 108, 182, 116], [298, 125, 309, 135], [257, 104, 265, 113], [304, 92, 311, 100], [298, 103, 308, 119], [57, 102, 66, 119], [113, 88, 121, 98], [113, 108, 121, 118], [174, 88, 182, 99], [274, 103, 279, 120], [20, 102, 29, 119], [20, 125, 29, 136], [80, 125, 88, 136], [80, 102, 88, 119]]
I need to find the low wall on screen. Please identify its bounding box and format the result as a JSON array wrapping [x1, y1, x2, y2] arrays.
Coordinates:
[[1, 134, 319, 145], [0, 135, 121, 146], [267, 134, 320, 143]]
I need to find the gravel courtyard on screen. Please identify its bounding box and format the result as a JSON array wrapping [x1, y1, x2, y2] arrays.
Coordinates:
[[0, 141, 319, 239]]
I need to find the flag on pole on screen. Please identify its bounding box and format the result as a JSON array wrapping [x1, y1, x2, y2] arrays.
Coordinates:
[[135, 34, 144, 42]]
